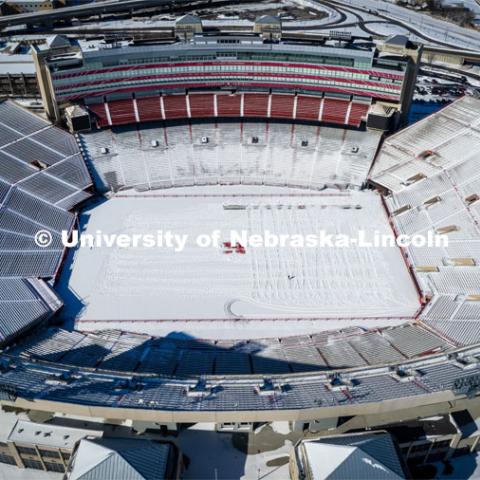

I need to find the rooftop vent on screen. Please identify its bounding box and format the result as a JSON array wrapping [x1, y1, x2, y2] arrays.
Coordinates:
[[151, 140, 159, 148], [424, 196, 441, 208], [100, 147, 109, 154], [251, 136, 259, 144], [301, 140, 308, 147], [186, 379, 221, 398], [30, 160, 47, 170], [113, 378, 143, 392], [391, 367, 421, 382], [466, 194, 479, 206], [443, 258, 476, 267], [403, 173, 426, 186], [451, 354, 479, 371], [392, 205, 412, 216], [350, 145, 359, 153], [255, 378, 287, 396], [45, 371, 73, 386], [327, 374, 357, 391], [201, 136, 209, 144], [416, 149, 436, 160], [436, 225, 458, 234]]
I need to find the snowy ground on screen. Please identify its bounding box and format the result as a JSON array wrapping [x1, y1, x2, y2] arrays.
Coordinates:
[[56, 186, 419, 337]]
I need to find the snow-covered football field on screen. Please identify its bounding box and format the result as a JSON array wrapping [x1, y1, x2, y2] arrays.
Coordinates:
[[57, 186, 420, 335]]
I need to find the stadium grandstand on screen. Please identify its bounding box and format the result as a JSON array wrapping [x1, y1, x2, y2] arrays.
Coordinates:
[[0, 3, 479, 451], [0, 95, 479, 436], [31, 17, 422, 132], [370, 95, 480, 348], [78, 122, 382, 192], [0, 100, 91, 343]]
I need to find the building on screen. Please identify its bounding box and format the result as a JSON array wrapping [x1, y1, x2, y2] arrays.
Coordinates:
[[32, 30, 421, 129], [66, 438, 182, 480], [4, 0, 55, 13], [384, 411, 480, 465], [253, 15, 282, 41], [0, 419, 102, 473], [290, 431, 410, 479], [0, 53, 38, 96], [174, 14, 203, 41], [0, 41, 38, 96]]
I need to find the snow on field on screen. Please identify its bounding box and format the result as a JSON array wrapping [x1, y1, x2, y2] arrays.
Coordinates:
[[57, 187, 419, 336]]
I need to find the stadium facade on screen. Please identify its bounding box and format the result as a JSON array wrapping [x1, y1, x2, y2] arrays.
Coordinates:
[[32, 17, 422, 131]]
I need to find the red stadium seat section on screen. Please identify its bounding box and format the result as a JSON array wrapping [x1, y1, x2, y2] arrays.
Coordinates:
[[270, 94, 295, 119], [163, 95, 188, 120], [107, 99, 136, 125], [136, 96, 162, 123], [217, 94, 241, 117], [346, 102, 370, 127], [243, 93, 269, 118], [88, 93, 370, 128], [321, 98, 350, 125], [87, 103, 110, 128], [296, 95, 322, 122], [188, 93, 215, 118]]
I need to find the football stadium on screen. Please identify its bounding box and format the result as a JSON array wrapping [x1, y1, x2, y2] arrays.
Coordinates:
[[1, 13, 480, 477]]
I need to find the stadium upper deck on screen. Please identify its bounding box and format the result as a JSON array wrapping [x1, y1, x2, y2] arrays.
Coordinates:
[[32, 24, 422, 130], [50, 39, 404, 102]]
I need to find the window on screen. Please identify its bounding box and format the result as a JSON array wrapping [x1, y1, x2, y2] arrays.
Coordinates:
[[38, 449, 60, 459], [0, 453, 16, 465], [16, 446, 37, 455], [22, 459, 43, 470], [61, 451, 71, 461], [44, 461, 65, 473]]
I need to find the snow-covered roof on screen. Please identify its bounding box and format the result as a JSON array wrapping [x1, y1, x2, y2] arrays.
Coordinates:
[[299, 433, 407, 479], [175, 14, 202, 25], [385, 34, 409, 47], [69, 438, 171, 480], [46, 34, 71, 49], [0, 53, 35, 74], [8, 419, 102, 449]]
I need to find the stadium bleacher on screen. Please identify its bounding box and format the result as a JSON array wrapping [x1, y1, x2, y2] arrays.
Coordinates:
[[0, 324, 477, 413], [79, 122, 382, 193], [0, 100, 92, 342], [8, 321, 453, 376], [370, 96, 480, 349]]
